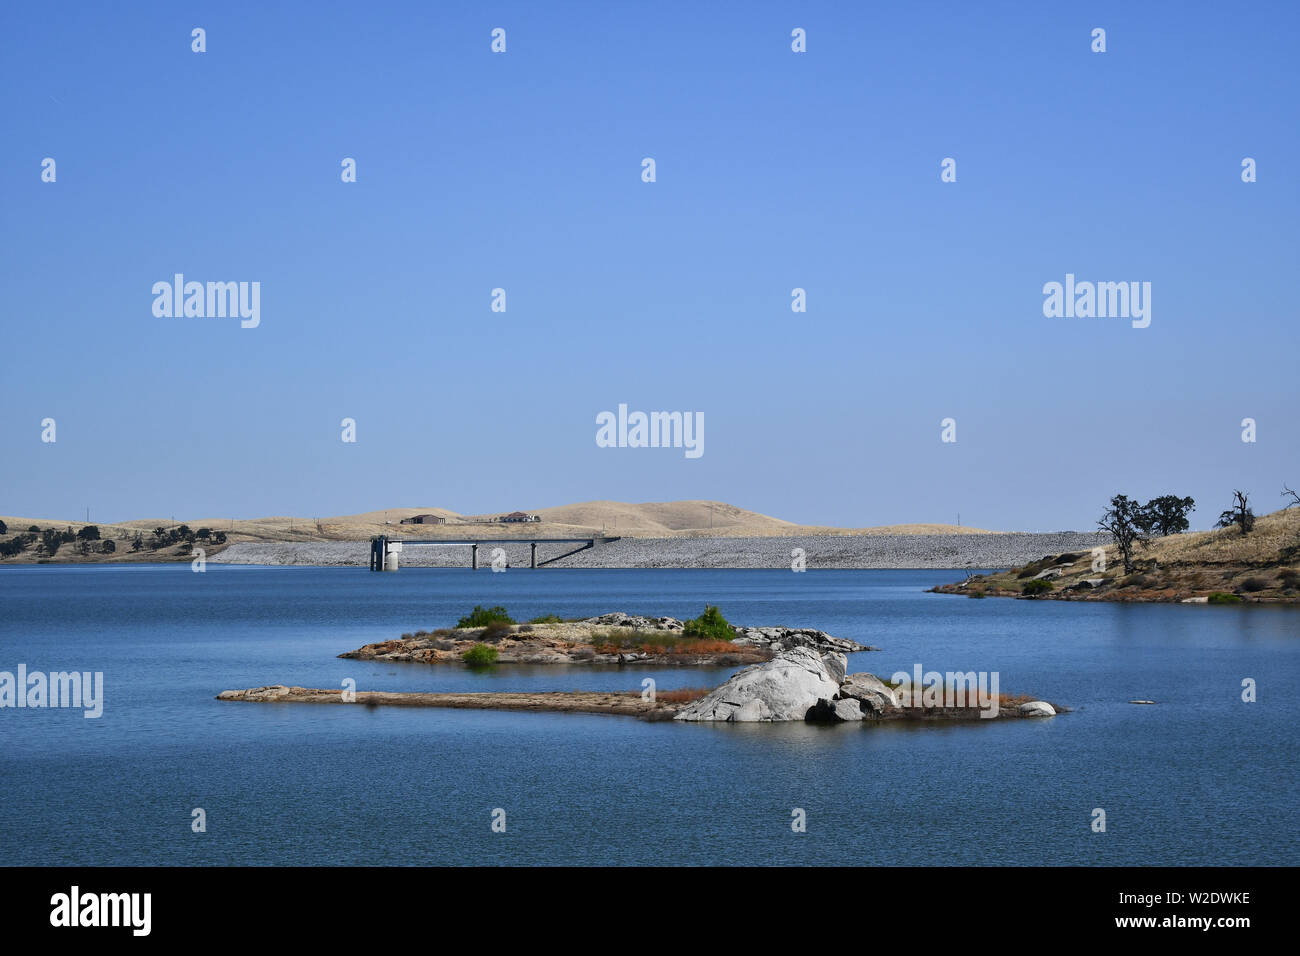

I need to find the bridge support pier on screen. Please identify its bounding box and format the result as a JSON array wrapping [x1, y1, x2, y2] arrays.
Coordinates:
[[471, 544, 478, 570], [530, 542, 537, 569]]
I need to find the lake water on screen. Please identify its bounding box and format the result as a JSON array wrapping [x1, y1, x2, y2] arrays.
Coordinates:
[[1, 565, 1296, 866]]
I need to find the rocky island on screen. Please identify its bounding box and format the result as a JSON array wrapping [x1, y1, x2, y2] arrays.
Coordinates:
[[221, 606, 1060, 724], [339, 610, 875, 667]]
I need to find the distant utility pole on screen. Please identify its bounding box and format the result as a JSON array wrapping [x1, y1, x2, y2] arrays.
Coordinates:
[[958, 513, 961, 527]]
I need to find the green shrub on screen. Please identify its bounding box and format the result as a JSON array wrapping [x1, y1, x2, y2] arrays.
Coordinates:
[[527, 614, 564, 624], [461, 644, 499, 667], [1207, 592, 1243, 605], [480, 620, 513, 641], [682, 605, 734, 641], [456, 605, 515, 628], [1238, 576, 1269, 593], [1021, 579, 1054, 596], [967, 589, 986, 599]]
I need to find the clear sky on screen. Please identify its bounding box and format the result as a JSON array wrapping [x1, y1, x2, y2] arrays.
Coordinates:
[[3, 1, 1297, 531]]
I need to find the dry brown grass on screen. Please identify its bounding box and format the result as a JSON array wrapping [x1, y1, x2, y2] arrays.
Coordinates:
[[1131, 507, 1300, 567], [654, 687, 710, 704]]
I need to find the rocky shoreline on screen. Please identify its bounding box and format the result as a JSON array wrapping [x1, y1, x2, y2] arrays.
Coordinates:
[[217, 685, 678, 719], [931, 510, 1300, 604], [211, 532, 1111, 570]]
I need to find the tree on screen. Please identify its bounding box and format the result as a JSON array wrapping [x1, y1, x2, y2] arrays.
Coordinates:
[[1216, 490, 1255, 536], [1283, 484, 1300, 509], [196, 527, 212, 541], [1098, 494, 1148, 573], [77, 525, 100, 542], [100, 539, 116, 554], [0, 520, 7, 535], [213, 531, 227, 545], [683, 605, 734, 641], [131, 534, 144, 552], [1137, 495, 1195, 537], [42, 529, 63, 556]]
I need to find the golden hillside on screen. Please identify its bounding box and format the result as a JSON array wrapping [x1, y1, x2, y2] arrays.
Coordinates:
[[0, 500, 996, 561]]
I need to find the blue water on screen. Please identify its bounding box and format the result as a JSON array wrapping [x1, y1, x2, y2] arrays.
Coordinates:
[[1, 565, 1296, 865]]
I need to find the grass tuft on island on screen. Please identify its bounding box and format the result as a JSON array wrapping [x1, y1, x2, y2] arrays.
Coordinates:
[[932, 507, 1300, 604]]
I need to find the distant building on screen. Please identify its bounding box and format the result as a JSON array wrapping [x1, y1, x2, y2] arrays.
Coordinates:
[[499, 511, 541, 523], [400, 514, 446, 525]]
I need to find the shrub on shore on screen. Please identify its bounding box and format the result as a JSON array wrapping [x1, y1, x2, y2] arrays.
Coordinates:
[[682, 605, 734, 641], [461, 644, 499, 667], [480, 620, 514, 641], [527, 614, 564, 624], [1207, 592, 1243, 604], [1238, 576, 1269, 593], [1021, 579, 1054, 596], [457, 605, 515, 628]]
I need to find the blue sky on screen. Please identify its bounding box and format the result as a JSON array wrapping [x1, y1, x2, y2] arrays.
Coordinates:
[[3, 1, 1297, 530]]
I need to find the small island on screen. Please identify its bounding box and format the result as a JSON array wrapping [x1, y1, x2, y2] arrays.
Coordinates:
[[338, 607, 874, 667], [219, 606, 1060, 724]]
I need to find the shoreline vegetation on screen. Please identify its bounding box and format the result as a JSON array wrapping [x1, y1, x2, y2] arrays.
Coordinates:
[[932, 503, 1300, 605], [220, 605, 1061, 725]]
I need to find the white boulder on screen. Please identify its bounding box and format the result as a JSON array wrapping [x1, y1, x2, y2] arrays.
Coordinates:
[[1017, 700, 1056, 718], [674, 647, 848, 722], [838, 673, 901, 715]]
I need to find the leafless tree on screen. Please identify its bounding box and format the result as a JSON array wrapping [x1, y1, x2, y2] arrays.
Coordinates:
[[1216, 490, 1255, 536]]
